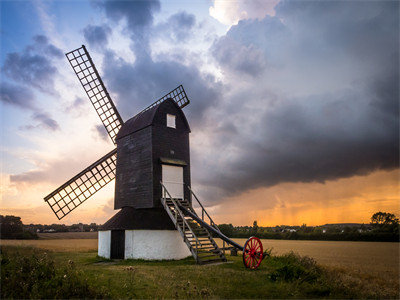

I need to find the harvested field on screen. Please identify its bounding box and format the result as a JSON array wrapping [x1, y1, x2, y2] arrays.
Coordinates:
[[38, 232, 97, 239], [2, 234, 398, 284], [214, 238, 400, 283], [1, 239, 97, 252]]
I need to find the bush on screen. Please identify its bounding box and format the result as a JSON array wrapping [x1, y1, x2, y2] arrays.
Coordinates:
[[0, 246, 107, 299], [268, 252, 322, 283]]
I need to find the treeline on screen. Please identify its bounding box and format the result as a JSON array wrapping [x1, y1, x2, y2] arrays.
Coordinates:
[[25, 223, 100, 233], [0, 215, 100, 239], [0, 215, 38, 239], [216, 212, 400, 242]]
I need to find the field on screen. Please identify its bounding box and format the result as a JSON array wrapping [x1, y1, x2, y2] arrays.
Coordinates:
[[2, 233, 399, 298], [3, 233, 399, 281], [1, 242, 399, 299]]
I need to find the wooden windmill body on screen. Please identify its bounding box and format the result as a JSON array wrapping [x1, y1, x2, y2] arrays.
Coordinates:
[[44, 45, 226, 263]]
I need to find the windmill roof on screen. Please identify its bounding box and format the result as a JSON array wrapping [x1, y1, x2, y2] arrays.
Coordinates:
[[116, 98, 189, 140], [116, 104, 161, 140], [100, 207, 176, 230]]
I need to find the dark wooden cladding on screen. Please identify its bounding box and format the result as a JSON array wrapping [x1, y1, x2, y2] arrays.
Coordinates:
[[114, 127, 153, 209], [152, 99, 191, 207], [114, 98, 191, 210]]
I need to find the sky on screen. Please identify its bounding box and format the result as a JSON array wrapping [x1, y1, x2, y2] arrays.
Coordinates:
[[0, 0, 399, 226]]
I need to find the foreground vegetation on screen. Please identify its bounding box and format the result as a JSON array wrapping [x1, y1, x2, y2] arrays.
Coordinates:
[[1, 246, 398, 299]]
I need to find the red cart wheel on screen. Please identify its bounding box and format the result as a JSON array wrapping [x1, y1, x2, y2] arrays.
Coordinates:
[[243, 236, 263, 269]]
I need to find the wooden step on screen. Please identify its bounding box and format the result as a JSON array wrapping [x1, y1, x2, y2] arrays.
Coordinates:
[[198, 253, 223, 259], [199, 258, 226, 265]]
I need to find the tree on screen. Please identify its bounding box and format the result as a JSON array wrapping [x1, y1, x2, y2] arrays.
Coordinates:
[[0, 215, 38, 239], [0, 215, 23, 239], [371, 212, 399, 225], [371, 212, 399, 234], [218, 224, 235, 237], [251, 220, 258, 235]]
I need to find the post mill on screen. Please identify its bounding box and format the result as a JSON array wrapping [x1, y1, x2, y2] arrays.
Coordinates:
[[44, 45, 266, 269]]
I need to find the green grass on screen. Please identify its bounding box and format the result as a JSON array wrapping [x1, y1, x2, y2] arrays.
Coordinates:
[[1, 245, 398, 299]]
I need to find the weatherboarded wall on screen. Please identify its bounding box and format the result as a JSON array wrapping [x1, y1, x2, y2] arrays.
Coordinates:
[[114, 126, 153, 209], [152, 100, 191, 207]]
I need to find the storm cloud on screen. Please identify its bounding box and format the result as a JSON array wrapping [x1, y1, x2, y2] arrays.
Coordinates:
[[95, 1, 221, 123], [94, 0, 398, 204], [95, 0, 160, 52], [194, 0, 399, 201], [83, 24, 112, 48], [155, 11, 196, 42], [102, 51, 221, 124]]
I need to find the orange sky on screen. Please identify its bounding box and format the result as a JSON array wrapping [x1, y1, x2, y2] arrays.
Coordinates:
[[1, 169, 398, 226], [206, 169, 399, 226], [1, 1, 397, 229]]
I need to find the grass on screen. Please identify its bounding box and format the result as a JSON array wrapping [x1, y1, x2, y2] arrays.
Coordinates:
[[1, 245, 399, 299]]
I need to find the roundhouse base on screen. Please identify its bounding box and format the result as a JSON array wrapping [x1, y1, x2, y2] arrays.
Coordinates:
[[98, 230, 191, 260]]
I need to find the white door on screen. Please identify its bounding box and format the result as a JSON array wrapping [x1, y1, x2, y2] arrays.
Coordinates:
[[162, 165, 184, 199]]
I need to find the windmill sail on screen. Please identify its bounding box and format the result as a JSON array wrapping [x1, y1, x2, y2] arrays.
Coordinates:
[[137, 85, 190, 115], [44, 149, 117, 220], [66, 45, 123, 144]]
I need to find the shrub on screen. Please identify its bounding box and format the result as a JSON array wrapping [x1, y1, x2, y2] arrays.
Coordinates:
[[268, 252, 322, 283], [0, 246, 107, 299]]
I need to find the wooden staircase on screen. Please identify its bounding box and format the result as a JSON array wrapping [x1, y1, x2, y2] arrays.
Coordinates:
[[161, 183, 226, 265]]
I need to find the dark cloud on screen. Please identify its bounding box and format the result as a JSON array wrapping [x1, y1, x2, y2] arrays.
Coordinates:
[[92, 0, 398, 205], [212, 36, 266, 77], [102, 51, 221, 124], [83, 24, 112, 48], [0, 81, 36, 110], [22, 112, 60, 131], [95, 0, 160, 51], [32, 35, 63, 58], [156, 11, 196, 42], [192, 0, 399, 201], [2, 35, 62, 94], [198, 89, 398, 197], [92, 1, 220, 128]]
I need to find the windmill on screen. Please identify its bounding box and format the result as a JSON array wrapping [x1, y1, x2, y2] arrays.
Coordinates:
[[43, 45, 230, 264], [44, 45, 268, 268]]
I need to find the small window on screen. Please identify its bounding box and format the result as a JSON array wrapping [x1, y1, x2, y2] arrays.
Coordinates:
[[167, 114, 176, 128]]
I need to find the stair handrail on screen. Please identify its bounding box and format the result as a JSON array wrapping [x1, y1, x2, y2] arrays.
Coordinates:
[[160, 181, 202, 247], [187, 185, 222, 233]]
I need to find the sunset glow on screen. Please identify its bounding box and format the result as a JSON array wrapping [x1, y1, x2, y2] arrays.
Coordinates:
[[1, 0, 398, 226]]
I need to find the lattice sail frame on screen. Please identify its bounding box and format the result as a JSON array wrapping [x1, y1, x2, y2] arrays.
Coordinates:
[[44, 149, 117, 220], [66, 45, 123, 144], [138, 85, 190, 115], [45, 45, 192, 220]]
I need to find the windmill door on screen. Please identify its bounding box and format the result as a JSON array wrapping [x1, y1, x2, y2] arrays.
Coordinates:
[[162, 165, 184, 199], [110, 230, 125, 259]]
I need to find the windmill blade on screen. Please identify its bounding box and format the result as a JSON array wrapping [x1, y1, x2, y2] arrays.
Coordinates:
[[137, 85, 190, 115], [44, 149, 117, 220], [65, 45, 123, 144]]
